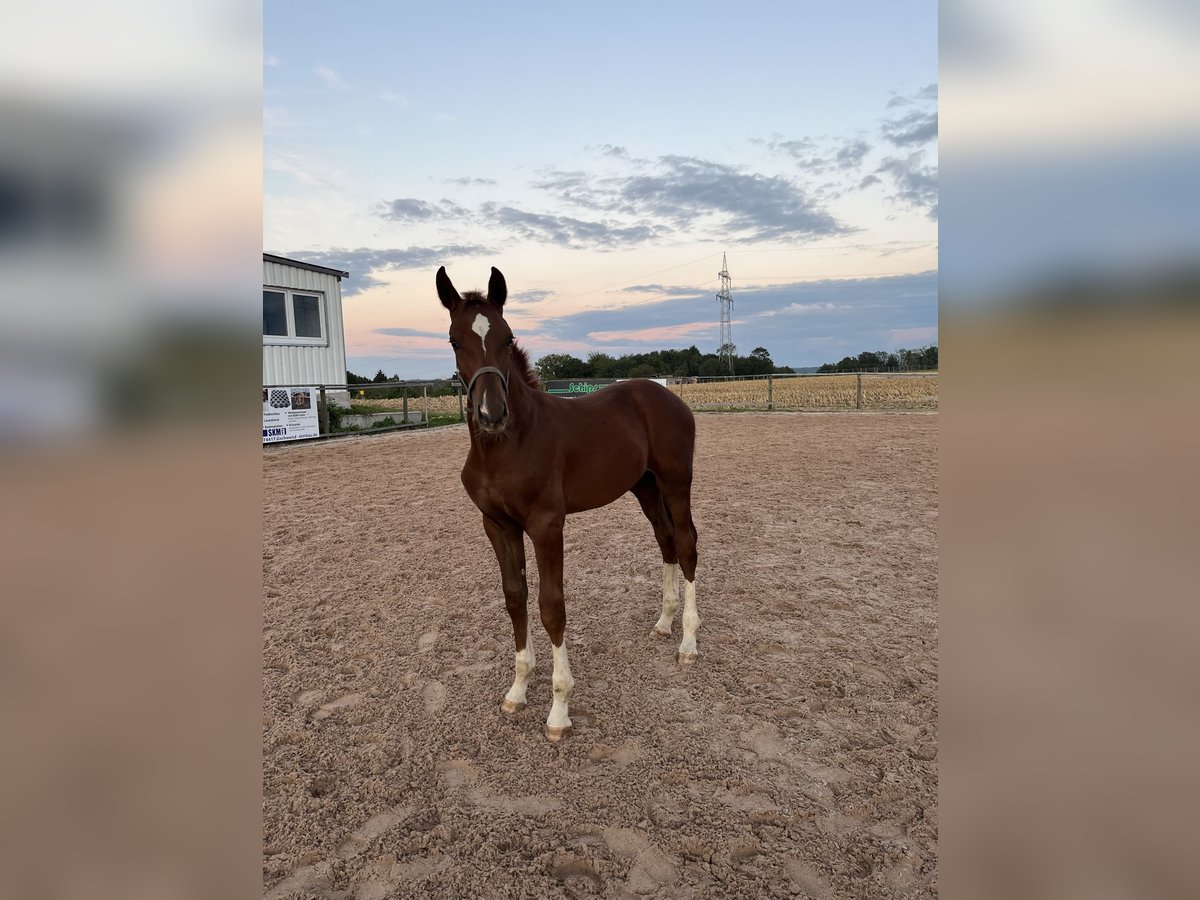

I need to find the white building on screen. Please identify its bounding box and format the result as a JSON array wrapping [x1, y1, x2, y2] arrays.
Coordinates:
[[262, 253, 350, 403]]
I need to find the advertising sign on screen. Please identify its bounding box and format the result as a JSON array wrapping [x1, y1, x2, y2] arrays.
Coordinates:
[[545, 378, 668, 398], [263, 386, 320, 443], [544, 379, 615, 398]]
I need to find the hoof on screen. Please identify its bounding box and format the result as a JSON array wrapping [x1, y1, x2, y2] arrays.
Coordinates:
[[500, 699, 526, 714], [678, 650, 699, 665], [652, 626, 672, 638], [544, 724, 572, 742]]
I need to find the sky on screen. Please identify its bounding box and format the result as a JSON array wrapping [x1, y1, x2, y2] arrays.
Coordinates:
[[264, 1, 938, 378]]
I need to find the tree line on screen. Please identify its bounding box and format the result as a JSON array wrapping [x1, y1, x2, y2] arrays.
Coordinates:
[[816, 345, 937, 373], [345, 369, 456, 397], [347, 341, 937, 391], [534, 346, 792, 380]]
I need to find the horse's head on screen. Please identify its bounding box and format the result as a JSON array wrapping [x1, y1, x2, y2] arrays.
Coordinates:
[[437, 265, 516, 434]]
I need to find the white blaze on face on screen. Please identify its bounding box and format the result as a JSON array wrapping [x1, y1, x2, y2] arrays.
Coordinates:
[[471, 312, 490, 351], [546, 640, 574, 730], [471, 313, 492, 417]]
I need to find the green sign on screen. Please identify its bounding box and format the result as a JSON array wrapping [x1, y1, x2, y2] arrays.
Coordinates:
[[545, 379, 616, 397]]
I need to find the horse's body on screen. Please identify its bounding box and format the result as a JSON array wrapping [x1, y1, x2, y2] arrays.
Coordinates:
[[437, 266, 701, 741]]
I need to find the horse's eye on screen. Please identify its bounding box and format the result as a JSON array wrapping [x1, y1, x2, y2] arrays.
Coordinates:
[[506, 335, 515, 346], [449, 338, 460, 350]]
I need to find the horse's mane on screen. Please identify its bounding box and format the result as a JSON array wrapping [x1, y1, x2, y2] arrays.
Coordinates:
[[460, 291, 541, 390]]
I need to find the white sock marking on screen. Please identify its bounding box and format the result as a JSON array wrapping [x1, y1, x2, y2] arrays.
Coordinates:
[[547, 639, 574, 730], [654, 563, 679, 634], [679, 578, 700, 657], [504, 622, 535, 707]]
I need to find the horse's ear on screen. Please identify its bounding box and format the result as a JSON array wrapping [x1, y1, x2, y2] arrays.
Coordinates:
[[436, 266, 460, 311], [487, 267, 507, 309]]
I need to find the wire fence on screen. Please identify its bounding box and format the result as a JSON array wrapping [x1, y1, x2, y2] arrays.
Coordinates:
[[263, 371, 938, 442], [671, 371, 938, 411]]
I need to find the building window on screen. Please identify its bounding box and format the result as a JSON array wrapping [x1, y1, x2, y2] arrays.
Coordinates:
[[262, 288, 327, 345], [263, 290, 287, 336]]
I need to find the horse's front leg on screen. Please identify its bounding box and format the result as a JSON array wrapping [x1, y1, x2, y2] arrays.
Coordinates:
[[528, 514, 573, 742], [483, 515, 532, 714]]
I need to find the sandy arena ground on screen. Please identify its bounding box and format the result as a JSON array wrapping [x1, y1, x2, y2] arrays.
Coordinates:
[[263, 412, 938, 899]]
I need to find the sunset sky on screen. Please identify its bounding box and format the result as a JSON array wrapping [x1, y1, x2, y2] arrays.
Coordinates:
[[264, 1, 938, 378]]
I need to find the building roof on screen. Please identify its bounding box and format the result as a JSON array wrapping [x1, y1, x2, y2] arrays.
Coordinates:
[[263, 253, 350, 279]]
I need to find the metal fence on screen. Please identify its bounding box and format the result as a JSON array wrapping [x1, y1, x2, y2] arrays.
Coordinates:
[[671, 371, 938, 411], [266, 370, 938, 442]]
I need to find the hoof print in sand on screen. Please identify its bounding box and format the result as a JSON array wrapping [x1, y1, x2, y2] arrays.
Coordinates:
[[310, 692, 365, 721], [421, 680, 447, 714], [335, 806, 413, 859]]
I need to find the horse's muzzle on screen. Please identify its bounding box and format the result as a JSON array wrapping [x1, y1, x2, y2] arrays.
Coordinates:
[[476, 404, 508, 433]]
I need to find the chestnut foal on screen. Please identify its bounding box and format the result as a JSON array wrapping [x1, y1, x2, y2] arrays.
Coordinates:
[[437, 266, 701, 741]]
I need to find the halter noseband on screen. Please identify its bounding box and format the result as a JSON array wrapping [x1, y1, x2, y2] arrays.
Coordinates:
[[463, 366, 510, 404]]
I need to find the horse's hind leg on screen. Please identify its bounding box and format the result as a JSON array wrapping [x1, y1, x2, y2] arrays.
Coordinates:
[[662, 484, 701, 664], [483, 515, 533, 713], [631, 472, 679, 637]]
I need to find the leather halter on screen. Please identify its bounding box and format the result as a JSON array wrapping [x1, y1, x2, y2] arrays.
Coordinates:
[[464, 365, 510, 405]]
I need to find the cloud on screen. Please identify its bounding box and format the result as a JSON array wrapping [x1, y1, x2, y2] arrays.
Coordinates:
[[266, 150, 348, 190], [374, 327, 445, 338], [882, 110, 939, 146], [511, 289, 553, 304], [479, 203, 663, 249], [618, 284, 708, 298], [762, 302, 855, 317], [587, 321, 722, 343], [280, 244, 491, 295], [536, 155, 846, 242], [888, 325, 938, 344], [370, 331, 452, 350], [346, 271, 938, 376], [314, 65, 347, 90], [445, 176, 497, 187], [599, 144, 628, 157], [770, 136, 871, 173], [887, 83, 938, 108], [522, 271, 938, 366], [835, 139, 872, 168], [377, 91, 410, 105], [376, 198, 469, 223], [876, 153, 939, 218]]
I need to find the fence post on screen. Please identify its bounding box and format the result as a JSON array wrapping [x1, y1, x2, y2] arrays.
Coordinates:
[[457, 380, 465, 421], [423, 385, 429, 426], [318, 385, 329, 433], [856, 373, 862, 410], [402, 388, 409, 424], [767, 373, 773, 411]]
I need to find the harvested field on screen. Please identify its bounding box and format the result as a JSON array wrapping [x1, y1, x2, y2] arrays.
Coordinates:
[[671, 374, 938, 411], [353, 373, 938, 417], [263, 412, 938, 899]]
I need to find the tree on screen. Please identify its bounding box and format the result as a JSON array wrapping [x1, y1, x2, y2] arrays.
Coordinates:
[[588, 352, 617, 379], [535, 353, 590, 380], [750, 347, 771, 362], [628, 363, 657, 378], [372, 369, 389, 383]]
